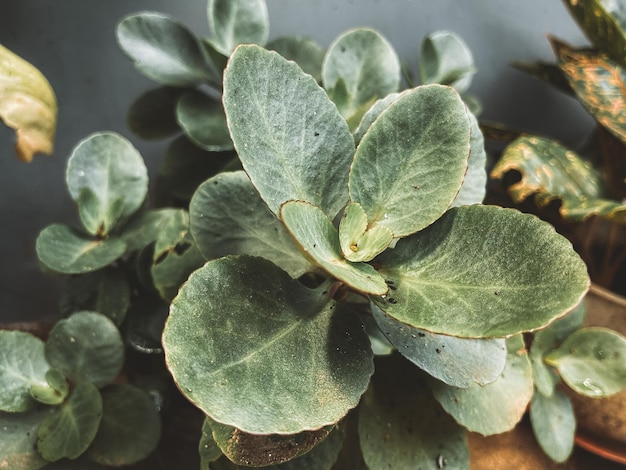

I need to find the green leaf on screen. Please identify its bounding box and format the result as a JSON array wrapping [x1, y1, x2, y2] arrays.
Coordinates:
[[151, 209, 205, 301], [353, 92, 401, 145], [510, 60, 574, 95], [60, 267, 131, 326], [45, 311, 124, 388], [29, 369, 68, 406], [0, 408, 51, 470], [491, 136, 626, 222], [429, 335, 533, 435], [120, 208, 180, 253], [189, 171, 314, 278], [66, 132, 149, 236], [280, 201, 388, 295], [267, 36, 325, 82], [371, 304, 506, 388], [322, 28, 401, 122], [36, 224, 127, 274], [200, 418, 223, 467], [0, 331, 49, 412], [127, 86, 185, 139], [223, 44, 355, 218], [349, 85, 470, 238], [338, 202, 393, 262], [545, 327, 626, 397], [359, 356, 469, 470], [420, 30, 476, 94], [207, 0, 269, 56], [372, 205, 590, 337], [163, 255, 374, 434], [86, 384, 161, 466], [209, 419, 333, 467], [451, 111, 486, 207], [529, 388, 575, 463], [37, 381, 102, 461], [176, 90, 233, 151], [117, 12, 212, 86], [0, 44, 56, 162]]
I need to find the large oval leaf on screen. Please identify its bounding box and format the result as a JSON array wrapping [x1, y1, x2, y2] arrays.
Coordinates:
[[429, 335, 533, 435], [280, 201, 388, 296], [163, 255, 374, 434], [372, 205, 589, 338], [322, 28, 400, 124], [176, 90, 233, 151], [0, 331, 49, 412], [349, 85, 470, 238], [207, 0, 269, 56], [36, 224, 127, 274], [0, 44, 57, 162], [0, 408, 51, 470], [66, 132, 148, 236], [223, 44, 355, 218], [117, 12, 212, 87], [371, 304, 506, 387], [45, 311, 124, 387], [190, 171, 313, 278]]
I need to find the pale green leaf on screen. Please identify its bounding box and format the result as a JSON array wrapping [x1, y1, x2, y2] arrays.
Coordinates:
[[119, 208, 179, 253], [349, 85, 470, 237], [86, 384, 161, 466], [451, 111, 486, 207], [37, 381, 102, 461], [372, 205, 589, 337], [529, 388, 576, 463], [207, 0, 269, 56], [420, 30, 476, 94], [353, 92, 401, 145], [545, 327, 626, 397], [29, 369, 68, 406], [223, 44, 355, 218], [267, 36, 325, 82], [0, 331, 49, 412], [117, 12, 212, 86], [189, 171, 314, 278], [371, 303, 506, 388], [429, 335, 533, 435], [176, 90, 233, 151], [0, 408, 51, 470], [280, 201, 388, 295], [163, 255, 374, 434], [339, 202, 393, 262], [200, 418, 223, 467], [45, 311, 124, 388]]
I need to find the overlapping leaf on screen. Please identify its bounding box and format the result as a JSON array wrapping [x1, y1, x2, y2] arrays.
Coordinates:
[[0, 407, 51, 470], [267, 36, 325, 82], [127, 87, 184, 139], [207, 0, 269, 56], [420, 30, 476, 94], [529, 388, 575, 463], [176, 90, 233, 151]]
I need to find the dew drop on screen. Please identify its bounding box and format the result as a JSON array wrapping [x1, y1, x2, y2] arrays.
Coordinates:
[[69, 337, 76, 343], [582, 378, 604, 396]]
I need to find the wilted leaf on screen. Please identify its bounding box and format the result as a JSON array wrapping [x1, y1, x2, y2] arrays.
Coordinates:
[[207, 0, 269, 56], [0, 44, 56, 162], [529, 388, 576, 463]]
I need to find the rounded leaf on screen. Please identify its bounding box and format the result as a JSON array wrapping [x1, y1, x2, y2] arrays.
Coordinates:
[[529, 388, 575, 463], [372, 205, 590, 337], [349, 85, 471, 238], [223, 44, 355, 218], [0, 331, 49, 412], [207, 0, 269, 56], [419, 30, 476, 93], [117, 12, 211, 87], [0, 407, 51, 470], [163, 255, 374, 434], [339, 202, 393, 262], [127, 86, 185, 139], [66, 132, 148, 235], [267, 36, 325, 82], [30, 369, 69, 406], [176, 90, 233, 151], [45, 311, 124, 387]]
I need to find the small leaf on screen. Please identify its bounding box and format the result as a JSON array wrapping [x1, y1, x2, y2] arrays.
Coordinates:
[[66, 132, 148, 235], [207, 0, 269, 56], [371, 303, 506, 388], [267, 36, 325, 82], [86, 384, 161, 466], [127, 86, 185, 139], [322, 28, 401, 122], [223, 44, 355, 218], [280, 201, 388, 296], [29, 369, 68, 406], [0, 331, 49, 412], [545, 327, 626, 397], [117, 12, 211, 86], [372, 205, 589, 337], [420, 30, 476, 93], [36, 224, 127, 275], [37, 381, 102, 461], [45, 311, 124, 388], [359, 356, 469, 470], [189, 171, 314, 278], [199, 418, 223, 467], [511, 60, 574, 95], [529, 388, 576, 463], [429, 335, 533, 435], [0, 407, 51, 470], [491, 136, 626, 222], [353, 92, 401, 145], [339, 202, 393, 262], [162, 255, 374, 434], [209, 419, 333, 467], [119, 208, 179, 253], [451, 111, 486, 207], [176, 90, 233, 151], [349, 84, 470, 238], [0, 44, 57, 162]]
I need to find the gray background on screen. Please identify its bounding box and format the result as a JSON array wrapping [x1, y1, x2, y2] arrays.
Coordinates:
[[1, 1, 590, 322]]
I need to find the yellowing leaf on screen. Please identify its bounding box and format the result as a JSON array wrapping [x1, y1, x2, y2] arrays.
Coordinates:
[[0, 44, 57, 162]]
